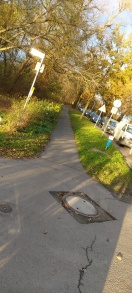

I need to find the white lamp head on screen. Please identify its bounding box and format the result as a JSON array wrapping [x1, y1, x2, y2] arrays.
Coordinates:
[[30, 48, 45, 60]]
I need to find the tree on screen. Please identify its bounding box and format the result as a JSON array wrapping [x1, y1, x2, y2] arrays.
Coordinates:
[[119, 0, 132, 10], [97, 28, 132, 116], [0, 0, 129, 105]]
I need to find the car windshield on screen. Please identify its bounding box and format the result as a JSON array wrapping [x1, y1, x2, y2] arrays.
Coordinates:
[[126, 125, 132, 134], [110, 121, 117, 127]]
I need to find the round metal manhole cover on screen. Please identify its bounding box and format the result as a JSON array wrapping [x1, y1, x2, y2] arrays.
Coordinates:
[[0, 203, 12, 213], [63, 195, 98, 217]]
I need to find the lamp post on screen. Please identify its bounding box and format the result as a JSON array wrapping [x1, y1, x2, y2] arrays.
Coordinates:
[[24, 48, 45, 109]]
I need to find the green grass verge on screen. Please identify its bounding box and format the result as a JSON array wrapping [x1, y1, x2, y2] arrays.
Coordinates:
[[69, 109, 132, 199], [0, 97, 62, 158]]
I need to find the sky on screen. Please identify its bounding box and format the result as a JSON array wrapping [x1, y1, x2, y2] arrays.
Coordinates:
[[98, 0, 132, 35]]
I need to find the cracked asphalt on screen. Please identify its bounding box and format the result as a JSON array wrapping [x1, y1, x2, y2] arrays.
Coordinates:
[[0, 106, 132, 293]]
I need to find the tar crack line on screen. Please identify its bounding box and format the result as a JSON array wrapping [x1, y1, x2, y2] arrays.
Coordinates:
[[77, 236, 96, 293]]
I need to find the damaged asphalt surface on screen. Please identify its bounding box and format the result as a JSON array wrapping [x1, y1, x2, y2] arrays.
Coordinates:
[[0, 107, 132, 293]]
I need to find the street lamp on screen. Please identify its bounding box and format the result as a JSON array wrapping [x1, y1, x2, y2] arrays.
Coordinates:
[[30, 48, 45, 60], [24, 48, 45, 109]]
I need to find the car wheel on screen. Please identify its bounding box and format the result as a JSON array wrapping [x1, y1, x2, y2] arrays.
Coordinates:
[[118, 137, 124, 146]]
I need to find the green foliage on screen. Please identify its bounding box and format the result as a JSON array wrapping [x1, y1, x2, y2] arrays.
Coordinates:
[[69, 109, 132, 198], [98, 30, 132, 116], [0, 0, 131, 117], [0, 97, 62, 158]]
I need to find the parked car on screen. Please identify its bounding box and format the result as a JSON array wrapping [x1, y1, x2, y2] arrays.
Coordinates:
[[97, 117, 107, 128], [84, 109, 92, 117], [77, 105, 84, 112], [87, 111, 95, 119], [114, 121, 132, 148], [102, 118, 119, 134], [90, 113, 101, 123]]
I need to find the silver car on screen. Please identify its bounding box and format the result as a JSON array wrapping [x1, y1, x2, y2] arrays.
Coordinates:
[[103, 119, 119, 134]]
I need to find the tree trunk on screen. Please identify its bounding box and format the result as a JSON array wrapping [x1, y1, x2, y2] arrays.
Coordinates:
[[72, 88, 84, 108], [79, 100, 89, 119]]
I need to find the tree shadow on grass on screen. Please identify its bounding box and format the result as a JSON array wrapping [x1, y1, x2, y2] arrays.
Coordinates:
[[108, 171, 132, 204]]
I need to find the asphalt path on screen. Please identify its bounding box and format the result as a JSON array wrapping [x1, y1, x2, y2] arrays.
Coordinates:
[[0, 107, 132, 293]]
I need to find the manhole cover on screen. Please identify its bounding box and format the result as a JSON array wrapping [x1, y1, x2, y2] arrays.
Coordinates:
[[49, 191, 116, 224], [63, 195, 98, 217], [0, 203, 12, 213]]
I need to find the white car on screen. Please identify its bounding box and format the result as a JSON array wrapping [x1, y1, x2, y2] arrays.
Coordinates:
[[114, 121, 132, 148]]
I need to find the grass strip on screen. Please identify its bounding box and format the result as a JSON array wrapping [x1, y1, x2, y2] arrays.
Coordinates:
[[69, 109, 132, 199], [0, 98, 62, 158]]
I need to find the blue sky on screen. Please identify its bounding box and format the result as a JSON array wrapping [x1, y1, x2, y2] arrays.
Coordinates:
[[98, 0, 132, 35]]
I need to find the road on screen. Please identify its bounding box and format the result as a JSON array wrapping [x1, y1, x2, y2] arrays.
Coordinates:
[[0, 107, 132, 293]]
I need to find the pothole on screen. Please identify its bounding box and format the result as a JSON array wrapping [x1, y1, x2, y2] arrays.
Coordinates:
[[50, 191, 116, 224]]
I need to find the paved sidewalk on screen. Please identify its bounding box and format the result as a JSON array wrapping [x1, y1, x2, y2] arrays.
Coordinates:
[[0, 107, 132, 293]]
